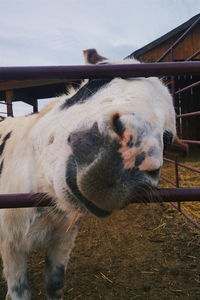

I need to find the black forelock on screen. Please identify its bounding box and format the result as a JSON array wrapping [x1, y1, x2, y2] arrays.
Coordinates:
[[61, 78, 113, 110]]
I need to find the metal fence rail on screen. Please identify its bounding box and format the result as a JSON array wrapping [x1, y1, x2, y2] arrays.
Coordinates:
[[0, 188, 199, 209], [0, 62, 200, 81]]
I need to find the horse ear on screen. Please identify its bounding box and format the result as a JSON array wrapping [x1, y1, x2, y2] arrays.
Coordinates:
[[164, 135, 189, 157], [83, 49, 107, 64]]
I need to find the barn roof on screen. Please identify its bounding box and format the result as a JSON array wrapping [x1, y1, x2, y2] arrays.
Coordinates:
[[129, 13, 200, 59]]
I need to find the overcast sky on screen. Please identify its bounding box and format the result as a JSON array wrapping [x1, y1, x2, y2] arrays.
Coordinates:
[[1, 0, 200, 115]]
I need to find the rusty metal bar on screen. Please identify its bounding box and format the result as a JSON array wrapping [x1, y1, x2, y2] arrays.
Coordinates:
[[160, 175, 177, 187], [117, 188, 200, 204], [0, 193, 53, 208], [175, 158, 181, 209], [164, 158, 200, 174], [175, 159, 180, 188], [175, 80, 200, 95], [186, 49, 200, 61], [1, 62, 200, 81], [171, 202, 200, 230], [0, 188, 199, 208], [176, 111, 200, 118], [156, 15, 200, 62], [181, 140, 200, 145]]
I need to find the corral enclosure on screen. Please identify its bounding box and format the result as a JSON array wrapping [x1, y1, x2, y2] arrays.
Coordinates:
[[0, 14, 200, 300]]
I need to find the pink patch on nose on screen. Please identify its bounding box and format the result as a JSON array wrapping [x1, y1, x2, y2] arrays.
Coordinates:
[[118, 129, 138, 169], [121, 129, 132, 144]]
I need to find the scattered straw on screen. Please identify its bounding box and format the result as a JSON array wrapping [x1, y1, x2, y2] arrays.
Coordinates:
[[66, 208, 81, 233], [100, 272, 113, 283], [153, 223, 166, 231]]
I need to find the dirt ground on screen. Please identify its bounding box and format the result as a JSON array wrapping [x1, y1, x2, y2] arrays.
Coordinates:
[[0, 152, 200, 300]]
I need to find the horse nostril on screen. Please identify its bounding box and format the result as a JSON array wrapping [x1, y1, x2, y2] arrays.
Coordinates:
[[112, 113, 124, 137], [145, 168, 160, 179]]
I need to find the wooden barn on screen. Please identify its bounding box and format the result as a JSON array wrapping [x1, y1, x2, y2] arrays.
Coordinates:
[[129, 13, 200, 144]]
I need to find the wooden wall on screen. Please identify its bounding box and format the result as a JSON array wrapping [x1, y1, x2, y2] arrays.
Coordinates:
[[137, 25, 200, 62]]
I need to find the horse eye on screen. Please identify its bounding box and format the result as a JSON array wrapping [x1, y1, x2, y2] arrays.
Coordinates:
[[163, 131, 173, 148]]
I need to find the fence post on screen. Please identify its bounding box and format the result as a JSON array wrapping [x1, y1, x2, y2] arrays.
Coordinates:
[[5, 90, 14, 117], [32, 99, 38, 113]]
